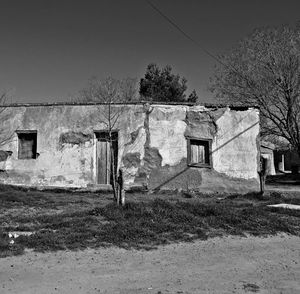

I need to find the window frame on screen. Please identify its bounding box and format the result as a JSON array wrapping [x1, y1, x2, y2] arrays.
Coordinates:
[[16, 130, 38, 160], [186, 136, 212, 168]]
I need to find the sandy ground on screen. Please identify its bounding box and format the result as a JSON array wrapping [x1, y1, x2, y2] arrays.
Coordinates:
[[0, 235, 299, 294]]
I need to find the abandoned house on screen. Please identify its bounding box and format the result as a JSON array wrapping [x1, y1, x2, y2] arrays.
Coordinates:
[[0, 102, 260, 193]]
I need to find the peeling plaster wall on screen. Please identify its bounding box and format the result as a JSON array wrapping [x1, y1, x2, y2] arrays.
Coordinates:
[[140, 105, 260, 193], [0, 103, 260, 193], [149, 106, 187, 166], [212, 108, 260, 179], [0, 104, 145, 187]]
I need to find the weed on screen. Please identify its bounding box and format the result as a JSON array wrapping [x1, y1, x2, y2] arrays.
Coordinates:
[[0, 187, 299, 257]]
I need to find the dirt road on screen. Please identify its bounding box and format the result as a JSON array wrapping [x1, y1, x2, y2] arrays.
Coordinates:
[[0, 235, 299, 294]]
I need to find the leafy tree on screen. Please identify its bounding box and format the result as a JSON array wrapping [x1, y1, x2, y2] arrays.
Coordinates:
[[139, 63, 187, 102], [210, 24, 300, 155], [187, 89, 198, 103]]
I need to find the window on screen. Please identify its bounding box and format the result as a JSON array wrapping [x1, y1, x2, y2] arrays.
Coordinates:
[[17, 131, 37, 159], [187, 137, 212, 167]]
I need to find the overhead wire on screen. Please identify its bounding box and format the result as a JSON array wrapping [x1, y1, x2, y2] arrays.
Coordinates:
[[145, 0, 228, 68], [144, 0, 261, 96]]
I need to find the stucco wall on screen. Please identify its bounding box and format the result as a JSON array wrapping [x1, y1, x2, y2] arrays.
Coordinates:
[[0, 103, 260, 193], [143, 105, 260, 193]]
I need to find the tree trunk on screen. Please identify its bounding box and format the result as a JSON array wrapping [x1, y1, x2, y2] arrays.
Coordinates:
[[110, 141, 118, 203], [117, 169, 125, 206], [259, 156, 267, 196]]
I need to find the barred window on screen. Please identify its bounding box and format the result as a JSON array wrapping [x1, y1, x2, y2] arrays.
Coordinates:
[[187, 137, 212, 167], [17, 131, 37, 159]]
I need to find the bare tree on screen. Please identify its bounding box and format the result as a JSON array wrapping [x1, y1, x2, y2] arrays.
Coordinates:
[[210, 24, 300, 155], [0, 91, 13, 147], [78, 76, 139, 103], [0, 91, 15, 167], [77, 77, 140, 205]]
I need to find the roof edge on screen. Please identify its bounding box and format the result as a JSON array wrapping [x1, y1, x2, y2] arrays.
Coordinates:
[[0, 101, 259, 110]]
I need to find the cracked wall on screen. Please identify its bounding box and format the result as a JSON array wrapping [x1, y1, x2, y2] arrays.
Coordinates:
[[142, 105, 260, 193], [0, 104, 146, 187], [0, 103, 260, 193]]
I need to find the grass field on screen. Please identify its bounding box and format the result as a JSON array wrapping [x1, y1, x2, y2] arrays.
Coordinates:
[[0, 185, 299, 258]]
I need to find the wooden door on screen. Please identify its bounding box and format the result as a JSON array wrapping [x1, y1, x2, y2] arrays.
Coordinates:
[[96, 139, 111, 184], [95, 132, 118, 185]]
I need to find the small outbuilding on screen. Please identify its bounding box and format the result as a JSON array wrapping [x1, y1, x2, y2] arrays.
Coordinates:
[[260, 141, 276, 175]]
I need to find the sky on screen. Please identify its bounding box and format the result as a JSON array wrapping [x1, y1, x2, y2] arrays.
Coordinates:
[[0, 0, 300, 104]]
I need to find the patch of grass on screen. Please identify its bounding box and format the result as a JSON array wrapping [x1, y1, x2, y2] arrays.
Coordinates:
[[243, 282, 260, 293], [0, 188, 299, 257], [0, 185, 104, 211], [0, 229, 24, 258]]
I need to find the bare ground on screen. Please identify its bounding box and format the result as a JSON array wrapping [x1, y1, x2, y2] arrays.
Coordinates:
[[1, 234, 299, 294]]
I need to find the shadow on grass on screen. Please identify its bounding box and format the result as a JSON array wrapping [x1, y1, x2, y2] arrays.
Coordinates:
[[0, 197, 298, 257]]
